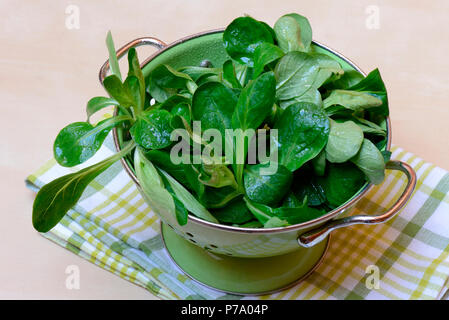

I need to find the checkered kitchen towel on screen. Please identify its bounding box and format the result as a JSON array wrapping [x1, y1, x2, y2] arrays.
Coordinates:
[[26, 135, 449, 300]]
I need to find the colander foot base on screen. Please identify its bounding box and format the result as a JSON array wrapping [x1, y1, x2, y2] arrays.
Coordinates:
[[161, 223, 330, 296]]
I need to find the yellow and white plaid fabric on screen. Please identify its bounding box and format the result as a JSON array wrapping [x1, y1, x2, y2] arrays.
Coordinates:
[[26, 135, 449, 300]]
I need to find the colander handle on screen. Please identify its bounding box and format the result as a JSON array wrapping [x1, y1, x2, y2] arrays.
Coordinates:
[[98, 37, 167, 84], [297, 160, 417, 248]]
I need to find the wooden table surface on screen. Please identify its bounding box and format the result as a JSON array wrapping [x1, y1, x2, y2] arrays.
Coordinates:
[[1, 0, 448, 299]]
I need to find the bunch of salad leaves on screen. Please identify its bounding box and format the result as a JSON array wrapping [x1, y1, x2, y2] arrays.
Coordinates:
[[32, 13, 390, 232]]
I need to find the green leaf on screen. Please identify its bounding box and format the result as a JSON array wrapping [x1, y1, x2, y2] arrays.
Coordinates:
[[311, 149, 326, 176], [54, 115, 131, 167], [264, 217, 290, 228], [134, 147, 179, 224], [243, 197, 274, 225], [278, 88, 322, 109], [292, 170, 326, 206], [347, 68, 389, 116], [222, 60, 242, 89], [280, 13, 312, 51], [234, 63, 253, 87], [146, 153, 205, 200], [158, 172, 189, 226], [274, 13, 312, 52], [158, 94, 191, 111], [381, 150, 392, 163], [264, 103, 283, 127], [199, 163, 238, 189], [86, 97, 119, 121], [103, 75, 134, 107], [178, 66, 221, 82], [172, 195, 188, 226], [311, 53, 344, 87], [184, 164, 206, 199], [106, 31, 122, 81], [324, 70, 365, 90], [323, 90, 382, 112], [325, 119, 364, 163], [275, 51, 318, 100], [349, 68, 386, 91], [231, 71, 276, 187], [244, 163, 292, 206], [223, 16, 273, 67], [195, 74, 221, 87], [273, 102, 329, 171], [192, 82, 238, 136], [127, 48, 145, 110], [245, 197, 292, 228], [33, 142, 135, 232], [375, 137, 388, 152], [351, 138, 385, 185], [147, 65, 194, 102], [274, 205, 324, 225], [200, 186, 241, 209], [322, 162, 366, 207], [351, 116, 386, 136], [143, 149, 191, 188], [159, 170, 219, 223], [210, 198, 253, 224], [130, 109, 174, 150], [232, 72, 276, 131], [324, 104, 353, 117], [244, 197, 324, 226], [282, 192, 303, 208], [238, 220, 263, 228], [253, 42, 284, 78], [124, 75, 143, 112], [259, 21, 276, 42], [170, 103, 192, 124], [275, 52, 343, 101]]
